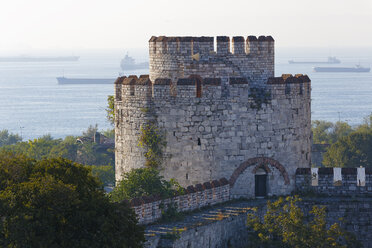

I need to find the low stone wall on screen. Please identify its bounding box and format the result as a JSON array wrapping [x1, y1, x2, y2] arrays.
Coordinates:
[[130, 178, 230, 224], [299, 197, 372, 248], [143, 197, 372, 248], [296, 167, 372, 196], [145, 211, 251, 248]]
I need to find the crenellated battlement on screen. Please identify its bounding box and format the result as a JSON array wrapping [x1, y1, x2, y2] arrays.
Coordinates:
[[149, 35, 275, 86], [115, 74, 310, 102], [296, 167, 372, 196], [149, 35, 274, 56]]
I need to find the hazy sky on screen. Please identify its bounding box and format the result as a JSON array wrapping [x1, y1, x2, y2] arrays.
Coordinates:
[[1, 0, 371, 53]]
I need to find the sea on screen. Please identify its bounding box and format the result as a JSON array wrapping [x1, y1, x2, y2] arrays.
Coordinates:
[[0, 47, 371, 141]]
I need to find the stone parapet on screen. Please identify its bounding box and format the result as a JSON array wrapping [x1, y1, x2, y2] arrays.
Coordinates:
[[295, 167, 372, 196], [114, 74, 310, 101], [130, 178, 230, 224]]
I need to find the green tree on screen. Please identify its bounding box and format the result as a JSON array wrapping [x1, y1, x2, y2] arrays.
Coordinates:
[[312, 120, 334, 144], [82, 124, 98, 138], [1, 132, 113, 167], [106, 95, 115, 126], [0, 130, 22, 147], [0, 152, 144, 248], [355, 113, 372, 133], [330, 121, 353, 143], [323, 131, 372, 168], [247, 196, 360, 248], [312, 120, 352, 144], [102, 128, 115, 139], [48, 135, 78, 161], [76, 142, 114, 166], [110, 167, 183, 202], [89, 165, 115, 185]]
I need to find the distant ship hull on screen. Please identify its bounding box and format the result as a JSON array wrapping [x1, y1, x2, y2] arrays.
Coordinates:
[[313, 67, 370, 73], [289, 56, 341, 64], [289, 61, 340, 64], [57, 77, 116, 84], [0, 56, 79, 62]]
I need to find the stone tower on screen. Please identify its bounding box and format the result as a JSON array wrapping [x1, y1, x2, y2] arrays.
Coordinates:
[[115, 36, 311, 198]]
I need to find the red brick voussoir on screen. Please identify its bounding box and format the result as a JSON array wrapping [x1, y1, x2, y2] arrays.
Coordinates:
[[229, 157, 290, 186]]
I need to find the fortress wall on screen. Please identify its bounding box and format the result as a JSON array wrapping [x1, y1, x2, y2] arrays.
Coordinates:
[[129, 178, 230, 225], [144, 198, 372, 248], [149, 36, 274, 86], [115, 75, 311, 197], [296, 167, 372, 196], [114, 79, 154, 180]]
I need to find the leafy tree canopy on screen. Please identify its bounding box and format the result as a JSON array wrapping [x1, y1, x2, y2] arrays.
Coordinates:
[[0, 130, 22, 147], [312, 120, 353, 144], [89, 165, 115, 186], [110, 167, 184, 202], [0, 127, 115, 185], [323, 131, 372, 168], [247, 196, 360, 248], [0, 152, 144, 248], [82, 124, 99, 138]]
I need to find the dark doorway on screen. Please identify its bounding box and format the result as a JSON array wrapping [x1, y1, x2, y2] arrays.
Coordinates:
[[255, 175, 267, 197]]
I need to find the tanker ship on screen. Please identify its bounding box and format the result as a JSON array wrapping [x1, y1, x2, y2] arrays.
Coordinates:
[[313, 65, 370, 73], [120, 53, 148, 71], [289, 56, 341, 64]]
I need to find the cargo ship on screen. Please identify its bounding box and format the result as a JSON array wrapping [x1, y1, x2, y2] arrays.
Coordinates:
[[288, 56, 341, 64], [57, 77, 116, 84], [0, 56, 79, 62], [313, 65, 370, 73], [120, 53, 148, 71]]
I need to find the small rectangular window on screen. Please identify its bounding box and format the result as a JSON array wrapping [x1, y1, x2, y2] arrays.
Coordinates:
[[285, 84, 290, 95]]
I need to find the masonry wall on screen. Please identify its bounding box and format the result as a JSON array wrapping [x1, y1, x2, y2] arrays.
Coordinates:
[[144, 198, 372, 248], [300, 198, 372, 248], [115, 74, 311, 199], [129, 178, 230, 225], [145, 211, 252, 248], [295, 167, 372, 196], [149, 36, 274, 87]]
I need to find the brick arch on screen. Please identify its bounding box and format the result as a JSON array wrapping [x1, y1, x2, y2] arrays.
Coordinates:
[[229, 157, 290, 186]]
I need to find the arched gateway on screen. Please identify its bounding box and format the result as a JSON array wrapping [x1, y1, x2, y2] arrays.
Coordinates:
[[229, 157, 291, 198]]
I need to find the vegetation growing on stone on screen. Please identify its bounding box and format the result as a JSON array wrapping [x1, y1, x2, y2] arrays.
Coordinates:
[[247, 196, 360, 248], [138, 122, 166, 168], [106, 95, 115, 126]]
